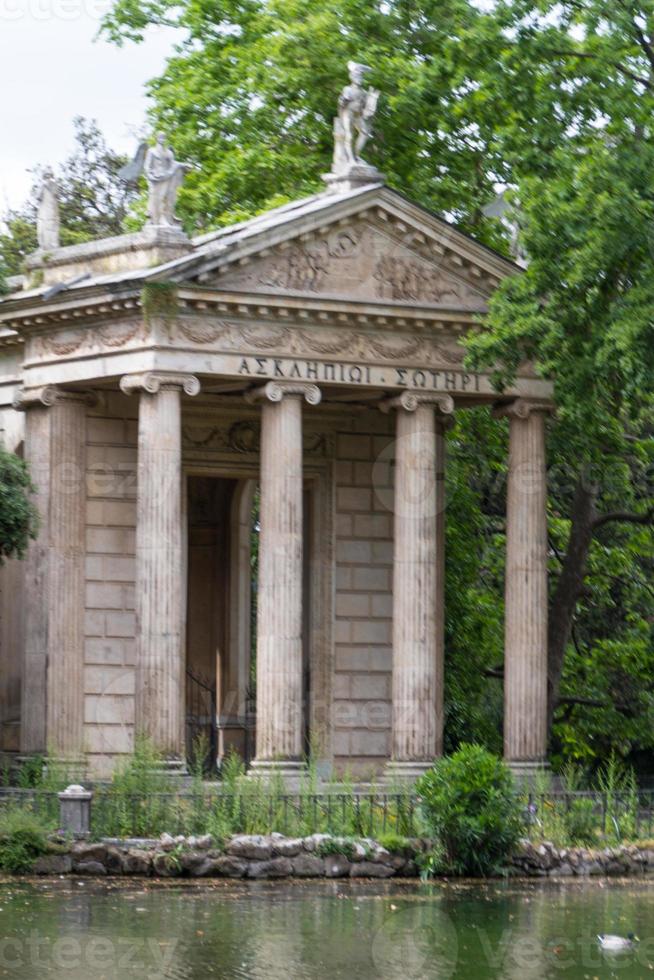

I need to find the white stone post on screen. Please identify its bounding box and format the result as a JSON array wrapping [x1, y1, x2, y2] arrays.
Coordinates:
[[16, 387, 89, 763], [120, 372, 200, 768], [383, 392, 453, 781], [496, 399, 551, 774], [245, 381, 321, 783]]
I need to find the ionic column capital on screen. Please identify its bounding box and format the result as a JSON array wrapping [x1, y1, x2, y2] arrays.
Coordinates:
[[119, 372, 201, 397], [244, 381, 322, 406], [13, 386, 97, 411], [380, 391, 455, 417], [493, 397, 555, 420]]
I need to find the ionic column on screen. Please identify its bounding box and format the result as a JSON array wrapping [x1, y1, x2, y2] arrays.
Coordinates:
[[496, 399, 551, 773], [245, 381, 321, 783], [16, 386, 90, 762], [383, 391, 453, 781], [120, 372, 200, 766]]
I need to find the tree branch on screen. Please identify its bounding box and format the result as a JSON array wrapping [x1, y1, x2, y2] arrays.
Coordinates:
[[592, 507, 654, 531], [547, 48, 652, 88]]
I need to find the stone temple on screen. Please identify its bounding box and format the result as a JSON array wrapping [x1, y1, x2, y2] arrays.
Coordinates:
[[0, 87, 553, 781]]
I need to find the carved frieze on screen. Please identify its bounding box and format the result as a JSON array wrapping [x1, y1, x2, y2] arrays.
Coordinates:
[[212, 220, 489, 306], [183, 418, 333, 457], [174, 317, 464, 366], [33, 317, 147, 361]]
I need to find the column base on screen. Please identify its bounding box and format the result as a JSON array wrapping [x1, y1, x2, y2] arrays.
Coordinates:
[[506, 759, 549, 784], [246, 759, 308, 790], [383, 759, 436, 785]]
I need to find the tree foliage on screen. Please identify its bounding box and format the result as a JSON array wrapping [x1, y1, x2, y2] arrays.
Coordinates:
[[0, 117, 135, 278], [0, 450, 38, 564]]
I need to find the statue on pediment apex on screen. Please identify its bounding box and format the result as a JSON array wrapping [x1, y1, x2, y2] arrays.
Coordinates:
[[324, 61, 384, 190], [336, 61, 379, 170]]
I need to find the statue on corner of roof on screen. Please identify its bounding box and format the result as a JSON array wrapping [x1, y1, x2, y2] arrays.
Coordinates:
[[119, 132, 191, 229], [36, 169, 60, 251], [325, 61, 384, 190]]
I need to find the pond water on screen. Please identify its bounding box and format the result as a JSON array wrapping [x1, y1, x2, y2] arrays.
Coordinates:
[[0, 877, 652, 978]]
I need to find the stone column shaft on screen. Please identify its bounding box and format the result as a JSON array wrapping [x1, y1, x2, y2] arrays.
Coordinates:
[[18, 387, 88, 759], [121, 372, 200, 764], [501, 400, 550, 768], [246, 381, 321, 781], [385, 392, 453, 780]]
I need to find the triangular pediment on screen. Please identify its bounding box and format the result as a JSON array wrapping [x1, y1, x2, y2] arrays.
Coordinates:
[[204, 219, 491, 308], [157, 186, 518, 310]]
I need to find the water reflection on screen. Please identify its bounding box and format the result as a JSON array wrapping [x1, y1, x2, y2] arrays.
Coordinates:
[[0, 877, 652, 978]]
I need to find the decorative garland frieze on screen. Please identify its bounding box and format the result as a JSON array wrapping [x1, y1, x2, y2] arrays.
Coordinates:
[[182, 418, 334, 457]]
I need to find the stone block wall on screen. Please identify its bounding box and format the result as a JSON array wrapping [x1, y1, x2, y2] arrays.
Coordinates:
[[332, 409, 395, 776], [84, 394, 138, 776]]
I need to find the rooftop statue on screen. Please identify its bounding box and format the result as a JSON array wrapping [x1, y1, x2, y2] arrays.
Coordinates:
[[36, 169, 60, 251], [324, 61, 384, 191], [334, 61, 379, 173], [119, 132, 191, 229]]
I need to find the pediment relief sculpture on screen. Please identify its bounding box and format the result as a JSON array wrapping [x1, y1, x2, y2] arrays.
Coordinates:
[[207, 220, 490, 307]]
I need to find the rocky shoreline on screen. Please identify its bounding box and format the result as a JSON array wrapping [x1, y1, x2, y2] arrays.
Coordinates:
[[23, 833, 654, 879]]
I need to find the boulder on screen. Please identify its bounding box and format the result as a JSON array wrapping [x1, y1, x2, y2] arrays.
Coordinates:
[[247, 858, 293, 879], [271, 836, 303, 857], [189, 857, 224, 877], [74, 861, 107, 876], [324, 854, 351, 878], [71, 843, 108, 865], [180, 850, 211, 875], [32, 854, 72, 875], [152, 852, 181, 877], [291, 855, 325, 877], [120, 849, 152, 875], [214, 855, 248, 878], [350, 861, 395, 878], [302, 834, 332, 852], [226, 835, 273, 861]]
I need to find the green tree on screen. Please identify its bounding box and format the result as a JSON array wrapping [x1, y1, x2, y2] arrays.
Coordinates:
[[0, 117, 136, 279], [0, 450, 38, 563]]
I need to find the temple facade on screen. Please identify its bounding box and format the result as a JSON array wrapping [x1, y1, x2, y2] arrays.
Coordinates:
[[0, 178, 553, 780]]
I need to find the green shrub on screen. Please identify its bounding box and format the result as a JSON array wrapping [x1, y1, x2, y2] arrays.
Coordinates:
[[563, 797, 598, 845], [416, 744, 524, 876], [0, 808, 52, 873]]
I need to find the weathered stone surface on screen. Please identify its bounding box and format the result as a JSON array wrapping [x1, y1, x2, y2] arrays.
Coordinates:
[[350, 860, 395, 878], [302, 834, 331, 852], [189, 857, 224, 878], [271, 835, 303, 857], [226, 835, 273, 861], [74, 860, 107, 876], [214, 855, 248, 878], [180, 850, 212, 874], [291, 855, 325, 877], [103, 847, 124, 874], [120, 849, 152, 875], [247, 857, 293, 879], [32, 854, 73, 875], [152, 852, 181, 877], [71, 843, 108, 864], [324, 854, 351, 878]]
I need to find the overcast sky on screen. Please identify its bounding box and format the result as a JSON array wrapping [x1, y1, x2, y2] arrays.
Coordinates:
[[0, 1, 179, 211]]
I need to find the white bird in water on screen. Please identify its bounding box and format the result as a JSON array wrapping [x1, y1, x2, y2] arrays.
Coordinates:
[[597, 933, 638, 952]]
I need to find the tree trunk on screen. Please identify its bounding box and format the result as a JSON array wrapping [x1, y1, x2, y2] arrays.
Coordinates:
[[547, 476, 598, 728]]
